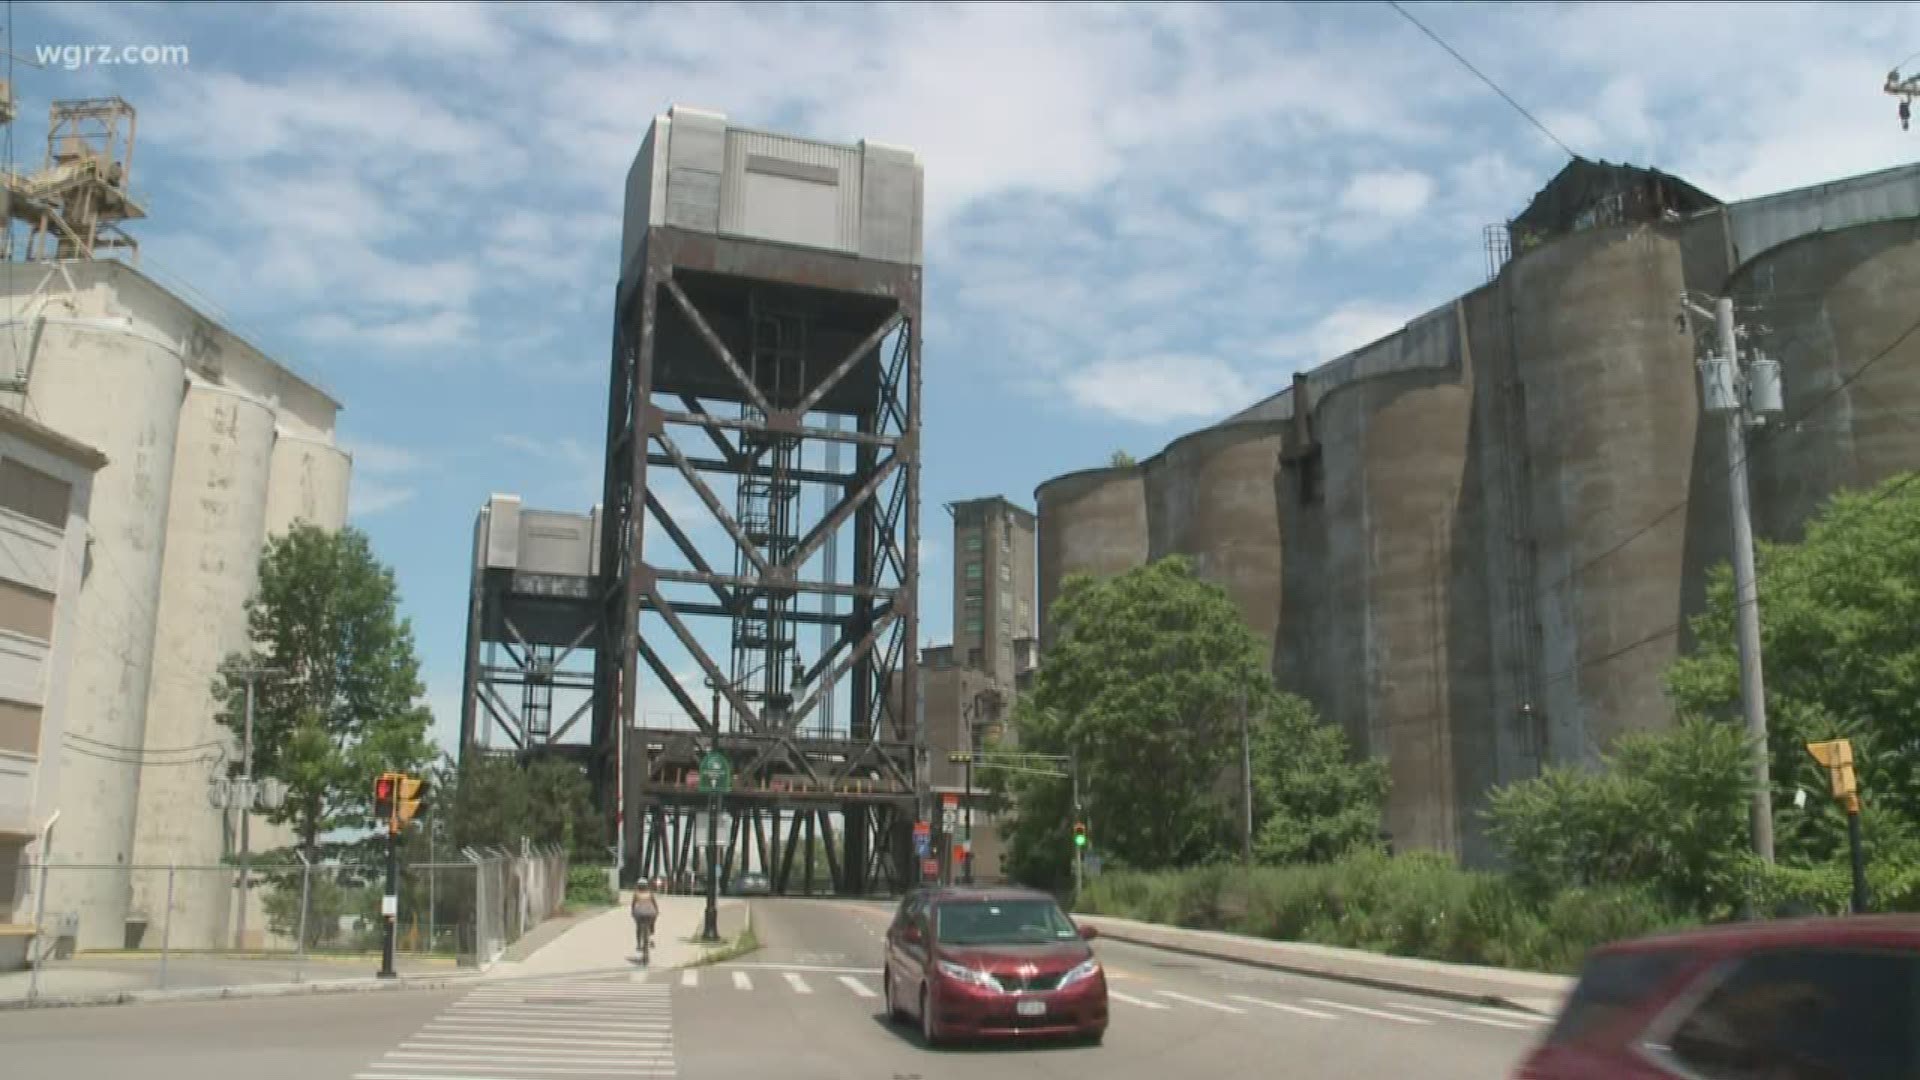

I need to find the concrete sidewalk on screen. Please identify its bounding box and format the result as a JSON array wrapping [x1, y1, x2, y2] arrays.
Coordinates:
[[485, 891, 751, 981], [1073, 911, 1574, 1016], [0, 951, 464, 1008]]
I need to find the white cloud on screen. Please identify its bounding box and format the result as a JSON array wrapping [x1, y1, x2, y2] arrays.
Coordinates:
[[1062, 355, 1254, 425], [1340, 170, 1436, 219], [342, 436, 429, 475], [350, 479, 416, 518]]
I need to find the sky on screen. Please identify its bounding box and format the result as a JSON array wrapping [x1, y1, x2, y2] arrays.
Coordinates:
[[14, 0, 1920, 758]]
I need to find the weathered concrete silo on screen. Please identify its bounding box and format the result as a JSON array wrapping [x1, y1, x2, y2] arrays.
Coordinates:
[[1276, 305, 1473, 852], [19, 301, 188, 949], [1506, 224, 1702, 765], [1034, 467, 1148, 647], [1738, 218, 1920, 538], [1142, 421, 1286, 656], [131, 378, 276, 948]]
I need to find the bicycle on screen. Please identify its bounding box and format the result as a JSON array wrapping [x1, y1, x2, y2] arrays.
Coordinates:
[[635, 918, 655, 965]]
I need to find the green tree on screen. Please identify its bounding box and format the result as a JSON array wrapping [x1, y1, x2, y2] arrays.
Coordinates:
[[1108, 450, 1136, 468], [445, 753, 607, 861], [1250, 692, 1389, 865], [214, 524, 434, 856], [1666, 472, 1920, 869], [991, 556, 1380, 887], [1484, 718, 1756, 917]]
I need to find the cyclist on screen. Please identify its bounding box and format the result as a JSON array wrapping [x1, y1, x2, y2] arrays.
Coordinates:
[[630, 882, 659, 963]]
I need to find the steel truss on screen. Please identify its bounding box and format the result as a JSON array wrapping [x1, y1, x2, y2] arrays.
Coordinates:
[[601, 227, 923, 897], [460, 564, 604, 769]]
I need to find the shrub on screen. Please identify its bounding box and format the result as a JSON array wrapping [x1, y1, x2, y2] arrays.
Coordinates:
[[566, 865, 615, 906], [1077, 853, 1694, 974]]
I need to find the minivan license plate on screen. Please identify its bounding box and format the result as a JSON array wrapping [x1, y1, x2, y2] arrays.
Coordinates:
[[1016, 999, 1047, 1017]]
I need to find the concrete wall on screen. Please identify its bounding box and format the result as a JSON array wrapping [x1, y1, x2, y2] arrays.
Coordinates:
[[0, 260, 348, 947], [1142, 422, 1286, 661], [1031, 161, 1920, 868], [1033, 470, 1148, 649], [130, 379, 277, 948], [16, 311, 187, 949]]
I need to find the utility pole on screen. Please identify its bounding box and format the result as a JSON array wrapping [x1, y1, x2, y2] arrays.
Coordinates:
[[232, 666, 280, 952], [1239, 690, 1254, 867], [1691, 292, 1784, 864]]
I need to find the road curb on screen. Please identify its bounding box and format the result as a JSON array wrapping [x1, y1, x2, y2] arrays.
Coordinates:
[[1079, 919, 1564, 1016], [0, 970, 486, 1012]]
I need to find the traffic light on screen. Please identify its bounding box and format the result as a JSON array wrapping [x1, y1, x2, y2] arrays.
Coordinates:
[[395, 774, 431, 827], [1073, 822, 1087, 848], [374, 772, 398, 827]]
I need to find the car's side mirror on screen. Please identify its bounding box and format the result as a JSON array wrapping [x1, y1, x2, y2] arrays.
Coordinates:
[[1078, 925, 1099, 941]]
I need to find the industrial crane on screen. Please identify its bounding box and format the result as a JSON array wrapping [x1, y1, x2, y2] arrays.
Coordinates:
[[1892, 67, 1919, 131]]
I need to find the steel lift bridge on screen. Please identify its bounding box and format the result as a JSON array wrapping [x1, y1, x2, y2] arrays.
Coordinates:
[[602, 107, 925, 897]]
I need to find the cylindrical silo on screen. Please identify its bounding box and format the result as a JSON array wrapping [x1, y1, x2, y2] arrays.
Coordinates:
[[1508, 224, 1699, 765], [1736, 218, 1920, 539], [129, 379, 276, 949], [1142, 421, 1286, 654], [26, 322, 188, 950], [1280, 360, 1471, 855], [263, 432, 352, 536], [1033, 468, 1148, 648]]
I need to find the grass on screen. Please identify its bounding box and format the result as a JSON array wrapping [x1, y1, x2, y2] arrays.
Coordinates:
[[688, 925, 760, 967]]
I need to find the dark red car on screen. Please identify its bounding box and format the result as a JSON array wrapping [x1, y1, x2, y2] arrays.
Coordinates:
[[883, 885, 1108, 1046], [1515, 914, 1920, 1079]]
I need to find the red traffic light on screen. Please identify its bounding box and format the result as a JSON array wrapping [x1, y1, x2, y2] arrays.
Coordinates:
[[376, 776, 393, 800]]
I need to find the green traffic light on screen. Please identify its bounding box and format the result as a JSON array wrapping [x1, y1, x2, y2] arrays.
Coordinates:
[[1074, 834, 1086, 847]]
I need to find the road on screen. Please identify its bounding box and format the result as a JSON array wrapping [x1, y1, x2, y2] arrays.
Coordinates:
[[0, 897, 1547, 1079], [675, 898, 1547, 1080]]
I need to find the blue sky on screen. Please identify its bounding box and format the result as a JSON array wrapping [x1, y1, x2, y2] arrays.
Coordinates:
[[16, 0, 1919, 756]]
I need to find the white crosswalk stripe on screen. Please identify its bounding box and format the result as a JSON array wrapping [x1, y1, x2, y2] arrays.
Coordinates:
[[671, 963, 1545, 1035], [837, 975, 878, 998], [355, 975, 677, 1080]]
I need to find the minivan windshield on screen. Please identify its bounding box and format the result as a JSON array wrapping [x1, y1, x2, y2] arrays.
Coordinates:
[[934, 899, 1079, 946]]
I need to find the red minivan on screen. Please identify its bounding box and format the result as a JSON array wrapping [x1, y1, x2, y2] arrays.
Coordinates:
[[1515, 915, 1920, 1079], [883, 885, 1109, 1047]]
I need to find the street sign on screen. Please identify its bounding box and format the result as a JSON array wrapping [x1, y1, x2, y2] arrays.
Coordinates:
[[921, 858, 939, 879], [942, 809, 957, 830], [698, 751, 732, 793], [912, 820, 931, 835], [941, 793, 959, 808]]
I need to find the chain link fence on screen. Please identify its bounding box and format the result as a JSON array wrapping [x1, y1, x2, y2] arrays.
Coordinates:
[[4, 842, 569, 1003]]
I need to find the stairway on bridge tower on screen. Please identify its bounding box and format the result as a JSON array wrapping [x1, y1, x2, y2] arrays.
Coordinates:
[[728, 298, 810, 736]]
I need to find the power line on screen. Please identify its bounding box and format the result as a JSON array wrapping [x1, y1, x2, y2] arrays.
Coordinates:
[[1550, 304, 1920, 601], [1383, 0, 1578, 159]]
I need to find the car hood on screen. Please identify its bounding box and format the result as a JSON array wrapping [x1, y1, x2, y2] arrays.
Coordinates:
[[936, 941, 1091, 975]]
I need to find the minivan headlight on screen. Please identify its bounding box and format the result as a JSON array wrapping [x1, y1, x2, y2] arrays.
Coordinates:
[[1058, 958, 1101, 987], [937, 959, 1002, 991]]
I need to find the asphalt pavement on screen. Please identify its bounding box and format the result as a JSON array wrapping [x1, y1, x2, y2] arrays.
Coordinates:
[[673, 897, 1549, 1080], [0, 896, 1550, 1080]]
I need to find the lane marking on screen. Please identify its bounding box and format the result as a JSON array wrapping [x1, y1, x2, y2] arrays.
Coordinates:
[[716, 962, 880, 974], [357, 1068, 679, 1076], [732, 970, 753, 990], [390, 1051, 674, 1064], [446, 1009, 671, 1022], [1108, 990, 1170, 1010], [1226, 994, 1339, 1020], [423, 1023, 671, 1037], [681, 968, 699, 988], [784, 971, 814, 994], [1155, 990, 1245, 1013], [838, 975, 878, 998], [403, 1034, 669, 1049], [1475, 1006, 1551, 1024], [1386, 1002, 1533, 1030], [1305, 998, 1434, 1025]]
